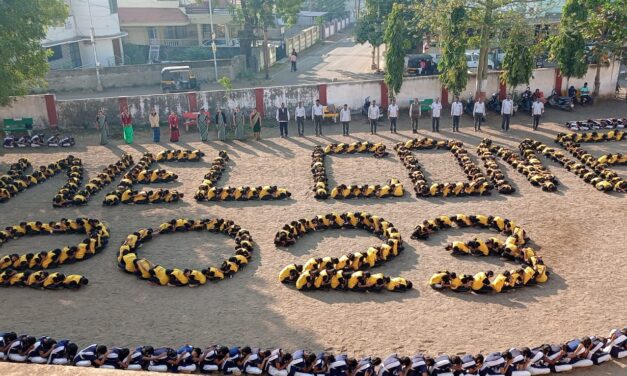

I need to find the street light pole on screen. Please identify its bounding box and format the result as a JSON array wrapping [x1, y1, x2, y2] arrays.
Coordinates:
[[208, 0, 219, 81], [87, 0, 103, 91]]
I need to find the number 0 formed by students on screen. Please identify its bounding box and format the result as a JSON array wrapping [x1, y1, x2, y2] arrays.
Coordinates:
[[275, 212, 412, 293]]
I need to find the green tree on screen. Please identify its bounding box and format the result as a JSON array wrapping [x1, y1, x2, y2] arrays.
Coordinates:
[[579, 0, 627, 96], [354, 0, 393, 70], [549, 0, 588, 89], [384, 3, 407, 97], [415, 0, 549, 97], [0, 0, 67, 105], [231, 0, 303, 77], [437, 3, 469, 96], [500, 27, 535, 92]]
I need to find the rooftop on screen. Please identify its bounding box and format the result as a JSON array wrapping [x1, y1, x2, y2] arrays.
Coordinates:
[[118, 7, 190, 26]]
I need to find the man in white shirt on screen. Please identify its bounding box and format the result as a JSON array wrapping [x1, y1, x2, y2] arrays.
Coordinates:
[[368, 100, 380, 135], [311, 99, 324, 136], [339, 104, 351, 136], [276, 102, 290, 138], [409, 97, 421, 133], [388, 99, 399, 133], [430, 98, 442, 132], [450, 96, 463, 132], [501, 94, 514, 131], [295, 101, 306, 136], [473, 98, 486, 131], [531, 97, 544, 130]]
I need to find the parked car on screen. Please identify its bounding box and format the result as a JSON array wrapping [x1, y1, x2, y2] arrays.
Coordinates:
[[466, 52, 495, 70]]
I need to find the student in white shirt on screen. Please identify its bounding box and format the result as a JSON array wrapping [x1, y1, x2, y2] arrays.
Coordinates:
[[388, 99, 399, 133], [339, 104, 351, 136], [531, 97, 544, 130], [368, 100, 380, 135], [501, 94, 514, 131], [430, 98, 442, 132], [311, 99, 324, 136], [473, 98, 486, 131], [450, 96, 463, 132], [295, 101, 306, 136]]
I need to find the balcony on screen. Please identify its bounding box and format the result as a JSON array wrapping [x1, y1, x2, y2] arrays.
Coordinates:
[[150, 38, 198, 47]]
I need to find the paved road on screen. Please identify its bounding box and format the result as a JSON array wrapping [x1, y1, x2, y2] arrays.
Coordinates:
[[55, 32, 384, 100]]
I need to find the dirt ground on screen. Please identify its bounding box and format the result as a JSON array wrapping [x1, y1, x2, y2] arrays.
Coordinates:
[[1, 100, 626, 372]]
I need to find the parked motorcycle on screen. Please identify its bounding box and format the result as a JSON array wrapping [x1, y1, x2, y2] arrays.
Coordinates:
[[463, 93, 475, 115], [547, 89, 574, 111], [487, 93, 502, 113]]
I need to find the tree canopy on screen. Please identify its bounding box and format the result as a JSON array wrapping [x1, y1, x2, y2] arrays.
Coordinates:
[[0, 0, 68, 105], [384, 3, 407, 97], [437, 3, 469, 96], [549, 0, 588, 84], [500, 26, 535, 91]]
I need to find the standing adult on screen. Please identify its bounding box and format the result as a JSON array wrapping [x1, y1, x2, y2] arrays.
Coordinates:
[[94, 109, 108, 145], [339, 104, 351, 136], [409, 98, 421, 133], [120, 107, 133, 144], [430, 98, 442, 132], [295, 101, 306, 136], [215, 108, 228, 141], [501, 94, 514, 132], [450, 96, 463, 132], [168, 110, 179, 142], [531, 97, 544, 131], [149, 108, 160, 142], [250, 108, 262, 141], [368, 99, 380, 135], [276, 102, 290, 138], [290, 49, 298, 72], [388, 99, 399, 133], [232, 106, 245, 140], [197, 108, 210, 141], [473, 98, 486, 132], [311, 99, 324, 137]]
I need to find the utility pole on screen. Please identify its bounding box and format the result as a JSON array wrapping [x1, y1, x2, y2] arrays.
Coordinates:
[[208, 0, 219, 81], [87, 0, 103, 91]]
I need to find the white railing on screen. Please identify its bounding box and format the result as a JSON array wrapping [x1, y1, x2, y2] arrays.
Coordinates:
[[151, 38, 198, 47]]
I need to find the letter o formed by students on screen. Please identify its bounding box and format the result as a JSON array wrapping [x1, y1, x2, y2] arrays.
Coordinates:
[[0, 218, 109, 289], [275, 212, 412, 292], [118, 218, 254, 287]]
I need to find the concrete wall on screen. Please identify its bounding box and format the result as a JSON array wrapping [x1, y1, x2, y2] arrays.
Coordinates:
[[8, 63, 621, 130], [43, 57, 245, 92], [327, 80, 381, 110], [0, 96, 50, 129], [560, 61, 621, 96]]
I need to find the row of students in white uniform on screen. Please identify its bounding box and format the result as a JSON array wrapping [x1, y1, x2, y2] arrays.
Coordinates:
[[1, 329, 625, 375]]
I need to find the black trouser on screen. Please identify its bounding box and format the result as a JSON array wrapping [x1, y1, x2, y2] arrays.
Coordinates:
[[342, 121, 349, 135], [501, 114, 510, 131], [432, 117, 440, 132], [279, 121, 288, 137], [533, 115, 541, 130], [291, 61, 297, 71], [411, 117, 418, 133], [390, 117, 397, 132], [370, 119, 377, 134], [474, 113, 483, 131], [296, 116, 304, 135], [452, 115, 460, 132], [314, 115, 323, 136]]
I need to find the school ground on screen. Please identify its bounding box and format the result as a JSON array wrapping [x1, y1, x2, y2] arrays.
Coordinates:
[[0, 100, 626, 375]]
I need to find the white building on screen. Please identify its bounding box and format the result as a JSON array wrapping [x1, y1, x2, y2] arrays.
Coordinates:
[[42, 0, 127, 69]]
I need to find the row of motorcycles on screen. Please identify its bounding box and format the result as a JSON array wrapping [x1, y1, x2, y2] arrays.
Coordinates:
[[463, 88, 579, 117], [3, 134, 76, 148]]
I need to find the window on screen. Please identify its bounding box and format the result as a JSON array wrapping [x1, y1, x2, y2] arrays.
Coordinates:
[[69, 42, 82, 68], [109, 0, 118, 13], [47, 45, 63, 61], [165, 26, 189, 39], [148, 27, 158, 40]]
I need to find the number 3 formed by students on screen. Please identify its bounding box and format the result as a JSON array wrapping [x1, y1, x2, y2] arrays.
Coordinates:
[[275, 212, 412, 293]]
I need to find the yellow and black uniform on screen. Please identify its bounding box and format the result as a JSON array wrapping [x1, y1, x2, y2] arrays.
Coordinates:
[[347, 271, 365, 290], [386, 277, 411, 292], [296, 270, 312, 290], [279, 264, 300, 283], [490, 273, 508, 293], [168, 268, 190, 286], [188, 270, 207, 285], [150, 265, 170, 286], [471, 272, 493, 293], [330, 270, 345, 289], [429, 272, 449, 289]]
